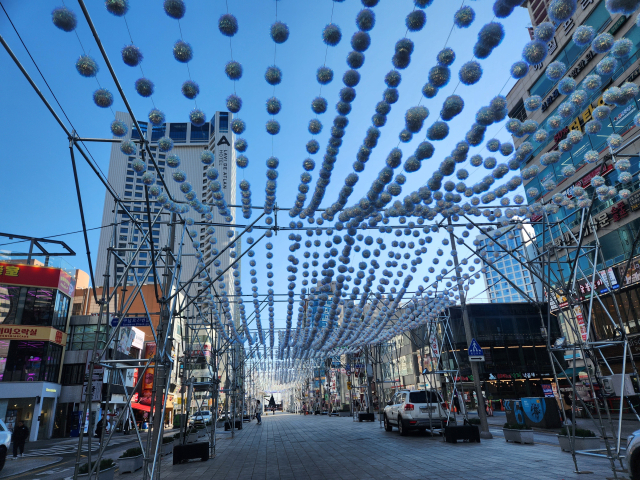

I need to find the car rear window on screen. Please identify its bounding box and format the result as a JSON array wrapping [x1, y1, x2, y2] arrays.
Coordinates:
[[409, 391, 439, 403]]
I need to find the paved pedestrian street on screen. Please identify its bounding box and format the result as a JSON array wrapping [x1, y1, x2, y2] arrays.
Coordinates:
[[127, 413, 625, 480]]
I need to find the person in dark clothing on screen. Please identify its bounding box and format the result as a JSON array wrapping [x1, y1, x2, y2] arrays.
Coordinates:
[[11, 421, 29, 459], [563, 393, 573, 424], [95, 418, 104, 445]]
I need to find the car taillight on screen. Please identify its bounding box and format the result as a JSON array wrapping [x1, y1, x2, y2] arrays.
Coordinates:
[[404, 403, 414, 411]]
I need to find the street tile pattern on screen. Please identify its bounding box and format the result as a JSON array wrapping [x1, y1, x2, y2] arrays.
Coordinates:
[[129, 413, 623, 479]]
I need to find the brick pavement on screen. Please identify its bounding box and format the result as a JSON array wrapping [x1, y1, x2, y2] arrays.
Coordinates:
[[128, 413, 627, 480]]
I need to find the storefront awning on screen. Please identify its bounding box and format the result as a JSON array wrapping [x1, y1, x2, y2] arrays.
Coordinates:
[[131, 402, 151, 412], [556, 367, 586, 379]]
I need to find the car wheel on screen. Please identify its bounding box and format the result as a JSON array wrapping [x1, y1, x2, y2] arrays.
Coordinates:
[[384, 415, 393, 432], [0, 446, 6, 472], [398, 416, 408, 436]]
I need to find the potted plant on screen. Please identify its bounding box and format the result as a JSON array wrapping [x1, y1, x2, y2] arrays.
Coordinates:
[[557, 427, 599, 452], [78, 459, 116, 480], [467, 418, 481, 426], [161, 436, 174, 456], [503, 423, 534, 444], [118, 447, 143, 474]]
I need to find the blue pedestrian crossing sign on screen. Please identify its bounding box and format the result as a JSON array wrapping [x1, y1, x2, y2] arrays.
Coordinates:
[[468, 338, 485, 362]]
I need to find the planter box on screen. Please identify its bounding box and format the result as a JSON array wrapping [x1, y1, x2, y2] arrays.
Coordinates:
[[78, 466, 116, 480], [557, 435, 600, 452], [118, 454, 143, 474], [161, 442, 174, 456], [503, 428, 534, 445]]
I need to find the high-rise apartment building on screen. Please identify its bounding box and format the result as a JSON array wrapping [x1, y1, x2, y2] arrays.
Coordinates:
[[95, 111, 237, 291], [506, 1, 640, 368], [475, 226, 542, 303]]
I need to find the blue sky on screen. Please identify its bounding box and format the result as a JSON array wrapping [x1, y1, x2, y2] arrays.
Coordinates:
[[0, 0, 532, 327]]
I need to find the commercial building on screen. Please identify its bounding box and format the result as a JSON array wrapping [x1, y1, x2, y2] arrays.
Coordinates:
[[0, 260, 84, 440], [476, 224, 543, 303], [507, 1, 640, 376], [94, 111, 237, 290]]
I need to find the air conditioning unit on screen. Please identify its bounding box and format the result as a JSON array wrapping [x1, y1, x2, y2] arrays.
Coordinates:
[[601, 374, 640, 397]]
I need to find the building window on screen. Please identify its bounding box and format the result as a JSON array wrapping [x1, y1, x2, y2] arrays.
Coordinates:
[[61, 363, 85, 385], [169, 123, 187, 143], [69, 324, 108, 351], [191, 123, 210, 142], [0, 286, 21, 324], [151, 124, 166, 141], [131, 121, 147, 140], [1, 341, 62, 382], [219, 113, 229, 132]]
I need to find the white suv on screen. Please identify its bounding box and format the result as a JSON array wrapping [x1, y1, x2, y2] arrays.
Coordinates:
[[384, 390, 452, 435], [0, 420, 10, 471]]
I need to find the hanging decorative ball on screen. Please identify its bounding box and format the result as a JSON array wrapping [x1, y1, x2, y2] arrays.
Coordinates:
[[199, 151, 213, 165], [52, 7, 77, 31], [522, 39, 547, 65], [158, 136, 173, 153], [306, 140, 320, 155], [406, 9, 427, 31], [399, 129, 413, 142], [133, 78, 154, 97], [458, 61, 482, 85], [500, 143, 514, 156], [343, 69, 361, 87], [120, 140, 136, 155], [189, 109, 206, 127], [405, 106, 429, 133], [546, 61, 567, 81], [347, 51, 365, 70], [427, 121, 449, 141], [266, 97, 282, 115], [583, 150, 599, 163], [173, 40, 193, 63], [265, 66, 283, 85], [236, 155, 249, 168], [608, 133, 623, 149], [110, 119, 128, 137], [622, 81, 640, 102], [76, 55, 99, 77], [592, 32, 614, 54], [573, 25, 595, 47], [524, 95, 542, 112], [533, 129, 548, 142], [172, 170, 187, 183], [585, 119, 602, 134], [558, 77, 576, 95], [454, 6, 474, 28], [206, 167, 218, 180], [429, 65, 450, 88], [231, 118, 246, 134], [558, 138, 573, 153], [323, 23, 342, 46], [422, 83, 438, 99], [562, 165, 576, 177], [605, 0, 640, 15], [93, 88, 113, 108], [591, 175, 605, 187], [527, 187, 540, 199], [357, 8, 376, 31], [308, 97, 327, 115], [163, 0, 185, 19], [569, 89, 587, 108], [505, 118, 523, 135], [534, 21, 555, 42], [440, 95, 464, 122], [226, 94, 242, 113], [486, 139, 500, 152], [382, 88, 398, 105], [105, 0, 128, 16], [300, 158, 315, 172], [271, 21, 290, 43], [613, 38, 634, 58], [266, 120, 280, 135], [597, 56, 618, 76], [225, 61, 243, 80], [620, 188, 632, 198], [510, 61, 529, 79], [218, 13, 239, 37], [131, 159, 146, 173], [309, 119, 323, 135], [548, 0, 577, 23], [484, 157, 497, 169], [148, 108, 165, 125], [593, 105, 611, 120], [121, 45, 143, 67], [351, 32, 371, 52], [477, 22, 504, 51], [547, 115, 562, 131], [167, 154, 180, 168], [316, 67, 334, 86], [181, 80, 199, 99]]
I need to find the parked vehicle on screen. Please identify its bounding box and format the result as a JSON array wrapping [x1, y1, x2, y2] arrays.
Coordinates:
[[626, 429, 640, 479], [189, 411, 212, 426], [383, 390, 453, 436], [0, 420, 12, 471]]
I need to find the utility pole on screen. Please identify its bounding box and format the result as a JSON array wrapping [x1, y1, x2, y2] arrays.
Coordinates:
[[447, 218, 492, 439]]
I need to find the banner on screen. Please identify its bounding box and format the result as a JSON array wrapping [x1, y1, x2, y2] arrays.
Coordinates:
[[573, 305, 588, 342], [0, 325, 67, 346], [0, 263, 75, 297]]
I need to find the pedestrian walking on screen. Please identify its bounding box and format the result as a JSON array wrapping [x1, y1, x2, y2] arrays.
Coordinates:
[[95, 418, 104, 445], [11, 421, 29, 459], [562, 393, 573, 425], [256, 400, 262, 425]]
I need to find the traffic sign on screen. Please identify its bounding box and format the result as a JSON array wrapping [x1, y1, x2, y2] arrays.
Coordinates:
[[468, 338, 485, 362], [110, 316, 149, 328]]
